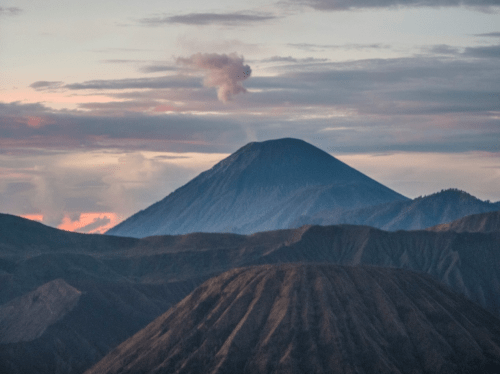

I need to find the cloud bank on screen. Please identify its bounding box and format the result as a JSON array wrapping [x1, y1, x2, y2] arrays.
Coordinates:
[[177, 53, 251, 102], [294, 0, 500, 10]]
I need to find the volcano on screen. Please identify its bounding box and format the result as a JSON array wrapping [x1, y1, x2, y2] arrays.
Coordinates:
[[107, 138, 407, 237], [86, 264, 500, 374]]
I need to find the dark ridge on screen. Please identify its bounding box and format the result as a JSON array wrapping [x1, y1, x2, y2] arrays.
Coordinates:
[[3, 213, 500, 373], [428, 210, 500, 233], [0, 213, 138, 252], [86, 264, 500, 374]]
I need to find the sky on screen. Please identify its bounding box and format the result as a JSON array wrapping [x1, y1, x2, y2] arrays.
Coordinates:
[[1, 0, 499, 233]]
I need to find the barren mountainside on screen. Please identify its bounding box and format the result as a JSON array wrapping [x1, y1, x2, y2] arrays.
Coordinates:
[[2, 213, 500, 373], [106, 138, 407, 237], [86, 264, 500, 374]]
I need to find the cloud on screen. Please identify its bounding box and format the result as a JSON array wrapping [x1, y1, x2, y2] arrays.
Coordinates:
[[261, 56, 329, 63], [291, 0, 500, 10], [7, 43, 500, 156], [29, 81, 65, 91], [177, 53, 251, 102], [101, 59, 139, 64], [475, 32, 500, 37], [427, 45, 461, 55], [140, 64, 177, 73], [0, 7, 22, 16], [140, 12, 277, 26], [0, 101, 249, 152], [464, 44, 500, 58], [64, 76, 200, 90], [75, 216, 111, 233], [288, 43, 389, 51]]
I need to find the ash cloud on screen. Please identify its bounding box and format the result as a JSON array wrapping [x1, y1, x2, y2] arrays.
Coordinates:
[[177, 53, 251, 102]]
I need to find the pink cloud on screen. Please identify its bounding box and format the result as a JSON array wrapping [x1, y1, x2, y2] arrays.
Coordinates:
[[57, 212, 121, 234], [153, 104, 177, 112], [177, 53, 251, 102]]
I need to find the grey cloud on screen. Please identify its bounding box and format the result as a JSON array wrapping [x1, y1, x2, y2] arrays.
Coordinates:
[[93, 47, 152, 53], [140, 12, 277, 26], [464, 44, 500, 58], [288, 43, 389, 51], [261, 56, 329, 63], [0, 102, 248, 152], [64, 76, 200, 90], [5, 182, 35, 195], [0, 7, 22, 16], [30, 81, 64, 91], [427, 44, 461, 55], [244, 54, 500, 115], [102, 59, 138, 64], [177, 53, 251, 102], [140, 64, 177, 73], [78, 100, 160, 112], [0, 101, 49, 116], [5, 48, 500, 154], [292, 0, 500, 10], [475, 32, 500, 37], [75, 217, 111, 233]]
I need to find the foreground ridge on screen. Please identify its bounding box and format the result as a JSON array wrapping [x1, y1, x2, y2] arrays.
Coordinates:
[[87, 264, 500, 374]]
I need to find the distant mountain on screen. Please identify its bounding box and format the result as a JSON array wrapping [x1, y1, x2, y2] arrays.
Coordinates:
[[0, 279, 81, 344], [3, 213, 500, 373], [107, 138, 407, 237], [86, 264, 500, 374], [428, 210, 500, 233], [293, 188, 499, 231]]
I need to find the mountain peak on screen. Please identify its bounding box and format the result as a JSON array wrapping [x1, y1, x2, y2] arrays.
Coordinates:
[[207, 137, 361, 188], [107, 138, 407, 237], [86, 264, 500, 374], [417, 188, 480, 202]]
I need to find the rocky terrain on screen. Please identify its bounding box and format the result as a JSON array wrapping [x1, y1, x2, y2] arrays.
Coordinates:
[[86, 264, 500, 374], [107, 138, 408, 237], [2, 210, 500, 373]]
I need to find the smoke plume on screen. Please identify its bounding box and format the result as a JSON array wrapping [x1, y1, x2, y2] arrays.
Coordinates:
[[177, 53, 251, 102]]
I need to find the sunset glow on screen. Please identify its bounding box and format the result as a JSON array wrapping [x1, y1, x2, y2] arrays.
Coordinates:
[[57, 212, 121, 234]]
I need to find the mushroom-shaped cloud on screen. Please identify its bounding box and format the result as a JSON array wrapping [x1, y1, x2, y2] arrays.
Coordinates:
[[177, 53, 251, 102]]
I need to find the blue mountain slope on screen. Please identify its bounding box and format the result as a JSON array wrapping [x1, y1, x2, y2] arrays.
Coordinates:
[[107, 138, 408, 237], [293, 188, 500, 231]]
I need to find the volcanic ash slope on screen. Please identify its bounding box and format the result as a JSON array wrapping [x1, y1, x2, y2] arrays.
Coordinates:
[[86, 264, 500, 374]]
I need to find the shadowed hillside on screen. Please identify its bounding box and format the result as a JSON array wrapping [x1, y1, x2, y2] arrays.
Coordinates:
[[428, 210, 500, 233], [2, 214, 500, 373], [86, 264, 500, 374], [293, 188, 500, 231]]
